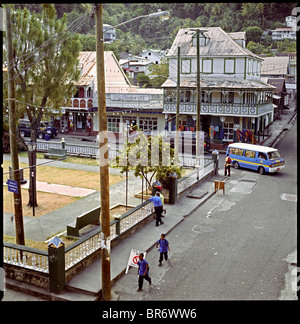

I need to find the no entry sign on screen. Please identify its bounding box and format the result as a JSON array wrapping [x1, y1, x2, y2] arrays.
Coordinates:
[[125, 249, 146, 274]]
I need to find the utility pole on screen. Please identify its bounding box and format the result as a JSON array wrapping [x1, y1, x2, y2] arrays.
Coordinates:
[[95, 3, 111, 301], [175, 46, 180, 157], [196, 29, 201, 163], [5, 6, 25, 246]]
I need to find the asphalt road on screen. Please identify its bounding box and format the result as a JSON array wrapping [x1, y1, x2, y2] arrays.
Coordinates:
[[112, 120, 297, 301]]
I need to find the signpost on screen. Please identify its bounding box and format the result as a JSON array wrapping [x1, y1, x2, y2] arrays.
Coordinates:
[[7, 179, 18, 194], [125, 249, 147, 274]]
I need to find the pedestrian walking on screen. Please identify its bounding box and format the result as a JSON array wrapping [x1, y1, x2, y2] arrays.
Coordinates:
[[224, 154, 231, 177], [137, 253, 151, 291], [149, 192, 164, 226], [156, 234, 170, 266], [157, 186, 166, 215]]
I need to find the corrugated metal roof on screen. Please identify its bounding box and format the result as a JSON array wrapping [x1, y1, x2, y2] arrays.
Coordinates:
[[261, 56, 289, 75], [74, 51, 132, 88], [167, 27, 261, 59]]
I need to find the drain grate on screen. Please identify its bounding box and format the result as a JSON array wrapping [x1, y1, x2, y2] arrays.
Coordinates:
[[280, 193, 297, 202]]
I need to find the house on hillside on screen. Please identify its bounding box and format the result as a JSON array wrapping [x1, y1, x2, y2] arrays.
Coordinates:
[[60, 51, 164, 138], [161, 27, 276, 147], [260, 55, 296, 107], [139, 49, 168, 65]]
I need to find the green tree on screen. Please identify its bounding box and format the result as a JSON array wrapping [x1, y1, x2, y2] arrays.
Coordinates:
[[110, 132, 181, 191], [148, 58, 169, 88], [136, 73, 151, 88], [3, 4, 82, 206], [244, 26, 263, 44]]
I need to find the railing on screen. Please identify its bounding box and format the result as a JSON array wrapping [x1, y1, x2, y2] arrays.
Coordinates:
[[64, 200, 153, 271], [35, 140, 206, 167], [34, 141, 99, 158], [177, 159, 214, 194], [3, 242, 48, 273], [163, 102, 262, 116], [65, 229, 103, 271]]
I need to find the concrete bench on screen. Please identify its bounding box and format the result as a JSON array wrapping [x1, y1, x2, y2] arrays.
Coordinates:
[[67, 207, 101, 237], [44, 147, 67, 159]]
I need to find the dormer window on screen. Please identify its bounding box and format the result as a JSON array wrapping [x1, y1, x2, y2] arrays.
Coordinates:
[[192, 32, 208, 46]]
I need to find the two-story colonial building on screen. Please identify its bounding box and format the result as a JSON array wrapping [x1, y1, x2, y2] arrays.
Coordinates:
[[60, 51, 164, 139], [161, 27, 276, 144]]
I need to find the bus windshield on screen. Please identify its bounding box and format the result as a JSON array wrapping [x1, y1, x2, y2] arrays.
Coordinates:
[[268, 151, 281, 160]]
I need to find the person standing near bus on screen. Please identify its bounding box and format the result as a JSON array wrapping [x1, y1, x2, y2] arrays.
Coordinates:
[[225, 154, 232, 177]]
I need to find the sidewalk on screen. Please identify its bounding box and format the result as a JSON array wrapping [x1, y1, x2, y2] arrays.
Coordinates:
[[3, 101, 297, 300]]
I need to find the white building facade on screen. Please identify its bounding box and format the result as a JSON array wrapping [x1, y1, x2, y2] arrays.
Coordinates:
[[161, 27, 275, 144]]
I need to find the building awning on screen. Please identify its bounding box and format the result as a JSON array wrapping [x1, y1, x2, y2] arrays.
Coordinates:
[[273, 94, 281, 99], [161, 76, 276, 90]]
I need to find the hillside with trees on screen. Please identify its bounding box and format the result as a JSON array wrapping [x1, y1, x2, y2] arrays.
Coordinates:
[[15, 3, 297, 56]]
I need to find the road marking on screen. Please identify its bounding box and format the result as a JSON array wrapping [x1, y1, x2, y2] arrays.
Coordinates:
[[280, 193, 297, 202]]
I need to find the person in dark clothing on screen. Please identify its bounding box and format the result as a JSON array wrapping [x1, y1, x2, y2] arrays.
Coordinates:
[[137, 253, 151, 291], [149, 192, 164, 226], [156, 234, 170, 266]]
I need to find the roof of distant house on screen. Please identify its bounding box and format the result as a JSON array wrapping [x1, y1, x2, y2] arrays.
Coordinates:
[[261, 56, 289, 76]]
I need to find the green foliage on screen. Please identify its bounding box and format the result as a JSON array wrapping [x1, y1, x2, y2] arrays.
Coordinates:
[[244, 26, 263, 44], [3, 4, 81, 141], [14, 3, 297, 55], [110, 132, 181, 189]]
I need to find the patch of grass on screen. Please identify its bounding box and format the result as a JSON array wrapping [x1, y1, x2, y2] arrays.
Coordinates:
[[4, 234, 79, 250], [3, 159, 123, 191], [3, 187, 80, 217]]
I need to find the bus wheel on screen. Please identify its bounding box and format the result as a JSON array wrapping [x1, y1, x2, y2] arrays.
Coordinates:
[[233, 161, 239, 169], [258, 166, 264, 175]]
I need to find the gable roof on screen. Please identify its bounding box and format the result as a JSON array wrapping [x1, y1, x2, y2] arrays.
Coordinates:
[[167, 27, 261, 60], [74, 51, 131, 88]]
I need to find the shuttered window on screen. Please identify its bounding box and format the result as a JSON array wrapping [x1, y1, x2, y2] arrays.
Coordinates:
[[203, 59, 212, 74], [225, 59, 235, 74]]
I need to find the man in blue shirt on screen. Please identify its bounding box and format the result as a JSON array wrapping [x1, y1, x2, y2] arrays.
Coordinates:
[[149, 192, 164, 226], [156, 234, 170, 266], [137, 253, 151, 291]]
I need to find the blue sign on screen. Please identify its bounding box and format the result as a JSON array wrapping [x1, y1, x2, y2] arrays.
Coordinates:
[[7, 179, 18, 194]]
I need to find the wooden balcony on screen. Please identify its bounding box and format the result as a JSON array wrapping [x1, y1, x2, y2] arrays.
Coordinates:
[[163, 102, 273, 117], [66, 98, 95, 109]]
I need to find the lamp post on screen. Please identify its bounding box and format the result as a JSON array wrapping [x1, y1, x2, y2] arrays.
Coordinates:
[[94, 4, 170, 301], [27, 142, 37, 217]]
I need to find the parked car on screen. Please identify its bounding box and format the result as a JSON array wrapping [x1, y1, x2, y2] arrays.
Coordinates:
[[18, 119, 57, 139]]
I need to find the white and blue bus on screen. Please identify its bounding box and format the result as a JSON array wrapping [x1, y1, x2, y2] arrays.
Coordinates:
[[226, 143, 285, 175]]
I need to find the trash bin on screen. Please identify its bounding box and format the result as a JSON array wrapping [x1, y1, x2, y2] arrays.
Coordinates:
[[48, 236, 65, 294], [151, 180, 161, 196], [8, 166, 27, 184], [168, 172, 178, 205], [212, 149, 219, 175]]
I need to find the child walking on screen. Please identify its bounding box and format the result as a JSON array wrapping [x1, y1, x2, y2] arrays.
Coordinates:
[[156, 234, 170, 266], [137, 253, 151, 291]]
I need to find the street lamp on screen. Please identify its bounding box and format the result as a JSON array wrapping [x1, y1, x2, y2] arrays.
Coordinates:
[[110, 9, 171, 30], [27, 142, 37, 217]]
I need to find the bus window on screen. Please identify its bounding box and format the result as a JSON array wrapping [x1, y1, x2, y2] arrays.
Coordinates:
[[229, 148, 244, 156], [258, 152, 267, 160], [245, 150, 255, 158], [268, 151, 281, 160]]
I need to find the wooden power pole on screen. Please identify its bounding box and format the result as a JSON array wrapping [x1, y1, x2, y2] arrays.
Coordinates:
[[196, 29, 201, 163], [95, 3, 111, 301], [5, 6, 25, 246], [175, 46, 180, 157]]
